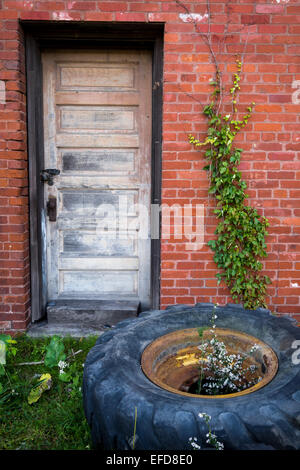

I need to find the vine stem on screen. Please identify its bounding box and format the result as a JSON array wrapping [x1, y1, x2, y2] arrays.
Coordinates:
[[132, 407, 137, 450], [231, 28, 250, 119], [174, 0, 223, 191], [175, 0, 223, 114]]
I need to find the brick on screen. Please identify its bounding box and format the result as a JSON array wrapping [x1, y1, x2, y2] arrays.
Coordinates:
[[269, 95, 291, 103], [0, 321, 11, 330], [37, 2, 65, 10], [148, 12, 178, 22], [4, 0, 33, 8], [162, 288, 189, 296], [269, 152, 294, 161], [273, 16, 300, 25], [115, 12, 147, 22], [229, 5, 254, 13], [129, 3, 160, 12], [254, 123, 282, 132], [274, 35, 300, 44], [256, 5, 285, 14], [175, 297, 195, 304], [241, 15, 270, 25], [258, 64, 286, 73], [84, 12, 114, 21], [98, 2, 127, 12], [69, 2, 96, 10], [11, 320, 30, 329], [287, 6, 300, 15], [258, 25, 286, 34], [19, 11, 50, 20], [289, 24, 300, 36], [257, 45, 285, 54], [164, 33, 179, 43]]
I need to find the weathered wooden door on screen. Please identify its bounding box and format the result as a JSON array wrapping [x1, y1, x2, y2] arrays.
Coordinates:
[[42, 49, 152, 309]]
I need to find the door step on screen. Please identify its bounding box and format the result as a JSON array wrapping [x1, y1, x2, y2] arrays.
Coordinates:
[[27, 320, 106, 338], [46, 299, 141, 328]]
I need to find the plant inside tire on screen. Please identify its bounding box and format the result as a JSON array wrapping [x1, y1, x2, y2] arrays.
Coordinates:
[[83, 304, 300, 450]]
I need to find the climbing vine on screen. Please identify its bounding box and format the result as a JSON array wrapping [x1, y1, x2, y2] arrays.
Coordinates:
[[189, 59, 271, 309], [173, 0, 271, 309]]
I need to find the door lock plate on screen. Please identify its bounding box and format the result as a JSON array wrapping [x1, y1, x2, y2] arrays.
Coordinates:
[[47, 196, 57, 222]]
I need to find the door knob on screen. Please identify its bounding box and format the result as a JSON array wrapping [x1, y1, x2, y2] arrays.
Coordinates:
[[40, 169, 60, 186]]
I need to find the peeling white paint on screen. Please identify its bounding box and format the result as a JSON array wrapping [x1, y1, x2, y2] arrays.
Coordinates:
[[291, 282, 299, 288], [52, 12, 73, 21], [23, 0, 34, 8], [275, 0, 290, 4], [179, 13, 208, 23]]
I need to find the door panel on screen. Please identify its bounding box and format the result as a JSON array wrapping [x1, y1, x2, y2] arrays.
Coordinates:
[[42, 49, 152, 308]]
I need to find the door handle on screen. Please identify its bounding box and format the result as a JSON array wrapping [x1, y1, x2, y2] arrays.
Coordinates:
[[40, 169, 60, 186], [47, 196, 57, 222]]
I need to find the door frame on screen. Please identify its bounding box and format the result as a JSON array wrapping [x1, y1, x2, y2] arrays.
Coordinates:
[[22, 21, 164, 322]]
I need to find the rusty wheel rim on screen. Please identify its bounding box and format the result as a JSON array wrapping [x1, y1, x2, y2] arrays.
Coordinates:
[[141, 328, 278, 399]]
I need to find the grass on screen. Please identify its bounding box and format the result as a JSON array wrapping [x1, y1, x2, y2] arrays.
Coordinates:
[[0, 334, 98, 450]]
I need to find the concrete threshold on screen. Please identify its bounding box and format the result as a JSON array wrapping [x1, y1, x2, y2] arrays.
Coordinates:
[[27, 320, 106, 338], [27, 299, 140, 337]]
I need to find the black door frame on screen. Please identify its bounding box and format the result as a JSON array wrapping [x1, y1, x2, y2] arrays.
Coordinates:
[[22, 21, 164, 322]]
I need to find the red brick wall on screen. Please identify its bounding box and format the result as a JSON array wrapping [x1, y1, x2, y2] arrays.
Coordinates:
[[0, 0, 300, 332]]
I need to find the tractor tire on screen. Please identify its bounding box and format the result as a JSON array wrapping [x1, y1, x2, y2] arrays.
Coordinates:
[[83, 303, 300, 450]]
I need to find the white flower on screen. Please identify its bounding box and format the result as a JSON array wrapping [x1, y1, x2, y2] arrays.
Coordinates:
[[250, 344, 260, 353], [189, 437, 201, 450], [198, 412, 210, 421], [191, 441, 201, 450], [58, 360, 68, 370]]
